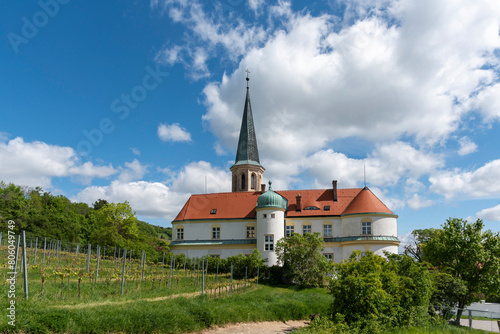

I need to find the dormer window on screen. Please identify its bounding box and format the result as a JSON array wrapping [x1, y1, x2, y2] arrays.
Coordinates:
[[304, 206, 320, 210], [210, 209, 217, 214], [324, 206, 330, 211]]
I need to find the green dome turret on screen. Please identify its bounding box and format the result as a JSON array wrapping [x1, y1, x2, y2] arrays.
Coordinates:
[[256, 181, 288, 211]]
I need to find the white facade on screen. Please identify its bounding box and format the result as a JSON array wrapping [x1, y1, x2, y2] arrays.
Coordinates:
[[170, 212, 398, 264]]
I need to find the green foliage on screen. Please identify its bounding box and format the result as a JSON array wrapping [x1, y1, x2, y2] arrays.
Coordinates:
[[88, 202, 140, 248], [276, 232, 332, 287], [330, 251, 434, 332], [0, 181, 169, 260], [0, 285, 331, 334], [429, 272, 467, 320], [420, 218, 500, 321]]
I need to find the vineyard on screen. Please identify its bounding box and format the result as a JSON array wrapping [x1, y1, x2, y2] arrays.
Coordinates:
[[0, 230, 260, 306]]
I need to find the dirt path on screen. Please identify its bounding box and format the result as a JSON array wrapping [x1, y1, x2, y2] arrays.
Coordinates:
[[198, 321, 309, 334]]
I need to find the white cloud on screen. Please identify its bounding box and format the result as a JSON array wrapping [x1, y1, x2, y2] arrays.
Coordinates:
[[475, 83, 500, 122], [170, 161, 231, 194], [429, 160, 500, 200], [118, 159, 148, 183], [0, 137, 117, 189], [248, 0, 264, 14], [74, 180, 182, 220], [477, 204, 500, 221], [214, 142, 227, 156], [68, 162, 117, 185], [397, 231, 413, 254], [153, 0, 268, 79], [458, 136, 478, 156], [130, 147, 141, 156], [197, 0, 499, 166], [74, 160, 230, 222], [158, 123, 192, 142], [407, 193, 433, 210], [302, 142, 442, 190]]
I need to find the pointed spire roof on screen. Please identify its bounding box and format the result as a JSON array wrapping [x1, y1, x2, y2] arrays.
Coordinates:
[[234, 72, 261, 166]]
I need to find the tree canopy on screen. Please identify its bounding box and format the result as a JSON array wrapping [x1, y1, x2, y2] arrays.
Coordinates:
[[330, 251, 434, 332], [0, 181, 170, 260], [276, 232, 331, 287], [417, 218, 500, 322]]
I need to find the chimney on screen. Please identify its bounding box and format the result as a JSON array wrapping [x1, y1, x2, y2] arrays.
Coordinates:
[[332, 180, 338, 202], [296, 193, 302, 211], [261, 183, 266, 192]]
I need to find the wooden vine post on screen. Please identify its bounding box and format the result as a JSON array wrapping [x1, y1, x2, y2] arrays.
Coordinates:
[[121, 249, 127, 295]]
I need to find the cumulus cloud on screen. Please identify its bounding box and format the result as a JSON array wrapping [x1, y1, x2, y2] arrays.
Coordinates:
[[0, 137, 117, 189], [74, 180, 182, 220], [477, 204, 500, 221], [158, 123, 192, 142], [458, 137, 478, 156], [74, 161, 230, 221], [118, 159, 148, 182], [429, 160, 500, 200], [407, 193, 433, 210], [302, 142, 442, 190]]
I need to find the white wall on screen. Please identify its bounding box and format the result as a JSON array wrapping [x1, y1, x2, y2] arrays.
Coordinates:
[[171, 248, 254, 259], [173, 220, 253, 241], [256, 208, 285, 266]]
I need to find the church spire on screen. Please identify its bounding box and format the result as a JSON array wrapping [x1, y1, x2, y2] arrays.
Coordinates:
[[230, 70, 265, 192], [235, 70, 261, 165]]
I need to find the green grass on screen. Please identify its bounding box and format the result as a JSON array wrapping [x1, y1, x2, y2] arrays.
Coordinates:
[[0, 284, 331, 333]]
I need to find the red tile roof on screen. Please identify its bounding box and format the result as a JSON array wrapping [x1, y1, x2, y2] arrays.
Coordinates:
[[341, 187, 394, 216], [173, 187, 395, 222]]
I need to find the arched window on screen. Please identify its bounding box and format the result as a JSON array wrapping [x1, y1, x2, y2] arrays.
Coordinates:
[[241, 173, 246, 189], [251, 173, 256, 189]]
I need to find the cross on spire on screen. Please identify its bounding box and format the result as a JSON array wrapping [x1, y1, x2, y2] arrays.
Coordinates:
[[245, 69, 250, 87]]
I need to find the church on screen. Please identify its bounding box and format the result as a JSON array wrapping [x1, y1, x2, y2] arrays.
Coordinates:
[[169, 75, 399, 265]]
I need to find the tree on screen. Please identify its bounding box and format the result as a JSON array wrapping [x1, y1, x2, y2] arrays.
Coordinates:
[[276, 232, 331, 287], [404, 228, 440, 262], [330, 251, 434, 331], [88, 201, 140, 248], [420, 218, 500, 323], [0, 182, 29, 228], [92, 199, 109, 210]]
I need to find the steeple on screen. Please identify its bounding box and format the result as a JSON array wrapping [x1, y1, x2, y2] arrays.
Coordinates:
[[230, 70, 265, 192], [235, 70, 261, 165]]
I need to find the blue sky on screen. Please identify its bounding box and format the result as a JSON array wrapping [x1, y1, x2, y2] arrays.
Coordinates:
[[1, 0, 500, 246]]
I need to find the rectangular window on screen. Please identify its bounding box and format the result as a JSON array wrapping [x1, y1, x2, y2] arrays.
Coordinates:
[[271, 213, 276, 218], [323, 224, 333, 237], [285, 225, 294, 237], [264, 234, 274, 251], [362, 222, 372, 235], [176, 228, 184, 240], [263, 213, 267, 218], [246, 226, 255, 238], [324, 253, 334, 261], [210, 209, 217, 214], [303, 225, 311, 235], [212, 227, 220, 239]]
